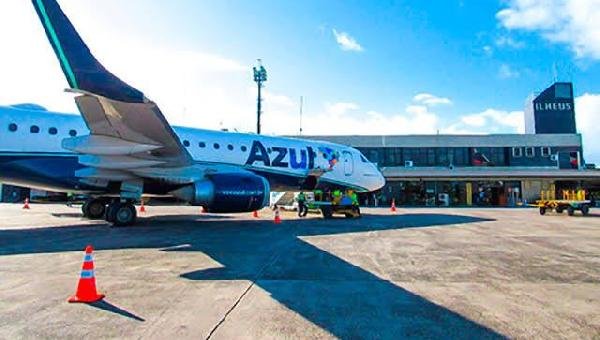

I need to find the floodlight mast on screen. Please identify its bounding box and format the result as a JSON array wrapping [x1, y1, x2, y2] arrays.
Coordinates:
[[253, 59, 267, 134]]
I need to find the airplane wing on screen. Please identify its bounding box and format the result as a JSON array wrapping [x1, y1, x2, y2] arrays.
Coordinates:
[[31, 0, 192, 169]]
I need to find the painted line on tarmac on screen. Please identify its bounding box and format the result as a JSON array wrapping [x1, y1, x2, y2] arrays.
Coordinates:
[[205, 227, 296, 340]]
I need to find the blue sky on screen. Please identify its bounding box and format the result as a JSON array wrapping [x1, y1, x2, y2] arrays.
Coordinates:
[[1, 0, 599, 161]]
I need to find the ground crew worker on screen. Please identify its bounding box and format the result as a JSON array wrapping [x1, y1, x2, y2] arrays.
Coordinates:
[[66, 191, 74, 207], [349, 190, 359, 206], [332, 190, 342, 205], [297, 191, 308, 217]]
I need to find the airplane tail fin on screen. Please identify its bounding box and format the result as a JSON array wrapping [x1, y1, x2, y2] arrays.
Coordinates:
[[31, 0, 144, 103]]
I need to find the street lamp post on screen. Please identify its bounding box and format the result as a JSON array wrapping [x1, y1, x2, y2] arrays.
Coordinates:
[[253, 60, 267, 135]]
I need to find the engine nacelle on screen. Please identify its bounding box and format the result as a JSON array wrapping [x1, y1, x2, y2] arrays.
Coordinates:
[[171, 173, 270, 213]]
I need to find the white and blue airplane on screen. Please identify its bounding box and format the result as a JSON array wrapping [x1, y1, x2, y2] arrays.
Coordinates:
[[0, 0, 385, 226]]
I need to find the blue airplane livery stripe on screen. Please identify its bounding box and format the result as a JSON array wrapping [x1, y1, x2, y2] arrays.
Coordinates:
[[34, 0, 78, 88], [30, 0, 145, 103]]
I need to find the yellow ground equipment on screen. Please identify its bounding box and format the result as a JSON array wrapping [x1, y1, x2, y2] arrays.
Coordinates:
[[532, 190, 592, 216]]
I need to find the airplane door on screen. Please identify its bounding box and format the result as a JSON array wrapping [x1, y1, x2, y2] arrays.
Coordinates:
[[343, 151, 353, 176]]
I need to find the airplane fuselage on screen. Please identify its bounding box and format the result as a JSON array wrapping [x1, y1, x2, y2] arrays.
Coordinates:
[[0, 105, 385, 195]]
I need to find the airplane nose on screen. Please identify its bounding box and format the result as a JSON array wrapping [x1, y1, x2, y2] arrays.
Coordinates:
[[368, 165, 385, 191]]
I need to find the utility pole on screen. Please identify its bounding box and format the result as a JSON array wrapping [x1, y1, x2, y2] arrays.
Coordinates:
[[253, 59, 267, 134], [299, 96, 304, 136]]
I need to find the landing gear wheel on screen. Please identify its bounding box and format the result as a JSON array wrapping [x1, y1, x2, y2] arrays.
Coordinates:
[[581, 204, 590, 216], [539, 207, 546, 215], [353, 206, 361, 218], [345, 206, 361, 219], [321, 206, 333, 219], [105, 201, 119, 223], [82, 200, 89, 216], [108, 202, 137, 227], [83, 198, 106, 220], [567, 206, 575, 216]]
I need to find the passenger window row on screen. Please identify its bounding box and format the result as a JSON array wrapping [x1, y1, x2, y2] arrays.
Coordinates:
[[181, 139, 247, 152], [7, 123, 77, 136]]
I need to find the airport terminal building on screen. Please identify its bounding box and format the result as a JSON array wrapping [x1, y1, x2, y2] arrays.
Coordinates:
[[304, 82, 600, 207]]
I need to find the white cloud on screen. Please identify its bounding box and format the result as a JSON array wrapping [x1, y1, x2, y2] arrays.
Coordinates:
[[495, 35, 526, 49], [332, 29, 364, 52], [447, 109, 525, 134], [303, 104, 439, 135], [324, 102, 360, 116], [262, 101, 440, 136], [498, 64, 520, 79], [483, 45, 494, 56], [413, 93, 452, 106], [497, 0, 600, 59], [575, 93, 600, 163]]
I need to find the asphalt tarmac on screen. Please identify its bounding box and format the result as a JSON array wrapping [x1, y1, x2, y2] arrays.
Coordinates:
[[0, 203, 599, 339]]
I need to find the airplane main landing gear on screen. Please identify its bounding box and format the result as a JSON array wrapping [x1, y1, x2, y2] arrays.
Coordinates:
[[82, 198, 108, 220], [106, 200, 137, 227]]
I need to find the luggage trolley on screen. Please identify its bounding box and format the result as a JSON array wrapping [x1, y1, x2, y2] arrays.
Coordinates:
[[532, 190, 592, 216]]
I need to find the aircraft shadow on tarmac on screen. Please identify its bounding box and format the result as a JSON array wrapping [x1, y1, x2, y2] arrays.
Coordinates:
[[0, 213, 502, 338]]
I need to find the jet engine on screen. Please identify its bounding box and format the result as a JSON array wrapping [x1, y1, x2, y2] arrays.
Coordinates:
[[171, 173, 270, 213]]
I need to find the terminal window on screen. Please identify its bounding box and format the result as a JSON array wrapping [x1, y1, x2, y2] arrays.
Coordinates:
[[525, 147, 535, 157], [512, 147, 522, 158], [541, 147, 551, 157]]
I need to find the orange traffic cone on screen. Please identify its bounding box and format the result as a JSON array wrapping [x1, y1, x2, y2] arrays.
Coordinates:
[[390, 199, 397, 213], [68, 245, 105, 303], [22, 198, 30, 209], [139, 201, 146, 213], [273, 207, 282, 224], [253, 210, 259, 218]]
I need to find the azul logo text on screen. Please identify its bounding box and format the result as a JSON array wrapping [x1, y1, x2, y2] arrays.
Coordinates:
[[245, 141, 318, 169]]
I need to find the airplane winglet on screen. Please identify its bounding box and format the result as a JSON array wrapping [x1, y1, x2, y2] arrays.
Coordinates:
[[31, 0, 145, 103]]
